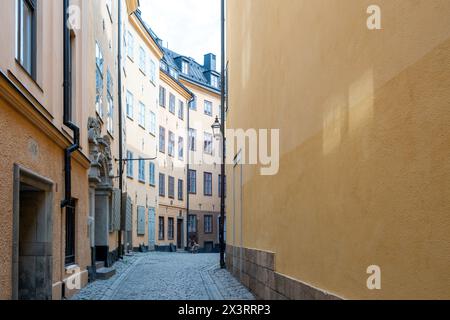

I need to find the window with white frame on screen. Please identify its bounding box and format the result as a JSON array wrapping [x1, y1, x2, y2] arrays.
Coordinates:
[[168, 176, 175, 199], [189, 128, 197, 151], [149, 111, 156, 135], [178, 136, 184, 160], [188, 170, 197, 194], [204, 172, 213, 196], [95, 42, 104, 118], [138, 158, 145, 182], [188, 215, 197, 232], [106, 70, 114, 133], [168, 131, 175, 157], [149, 59, 156, 83], [182, 61, 189, 74], [204, 132, 213, 155], [169, 93, 176, 114], [204, 100, 213, 116], [127, 31, 134, 59], [139, 46, 146, 73], [204, 215, 213, 234], [178, 100, 184, 120], [149, 162, 155, 186], [126, 90, 134, 119], [211, 75, 219, 88], [126, 151, 134, 178], [159, 86, 166, 107], [159, 126, 166, 153], [138, 102, 145, 128]]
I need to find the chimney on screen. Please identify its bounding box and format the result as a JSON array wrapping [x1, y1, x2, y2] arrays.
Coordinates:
[[204, 53, 216, 72]]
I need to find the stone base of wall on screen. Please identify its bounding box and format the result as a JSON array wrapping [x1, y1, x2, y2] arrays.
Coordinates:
[[226, 245, 341, 300]]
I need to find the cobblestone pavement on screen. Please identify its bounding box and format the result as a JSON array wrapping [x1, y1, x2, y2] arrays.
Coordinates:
[[71, 252, 254, 300]]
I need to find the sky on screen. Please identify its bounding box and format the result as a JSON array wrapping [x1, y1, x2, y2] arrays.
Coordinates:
[[140, 0, 221, 66]]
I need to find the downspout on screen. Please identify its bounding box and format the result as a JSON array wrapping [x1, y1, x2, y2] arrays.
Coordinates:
[[61, 0, 80, 209], [186, 95, 194, 250], [117, 0, 124, 260]]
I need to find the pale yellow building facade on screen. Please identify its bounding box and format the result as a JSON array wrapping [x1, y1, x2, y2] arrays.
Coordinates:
[[123, 8, 163, 252]]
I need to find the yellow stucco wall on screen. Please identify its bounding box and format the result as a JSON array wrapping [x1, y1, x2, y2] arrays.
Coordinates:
[[226, 0, 450, 299]]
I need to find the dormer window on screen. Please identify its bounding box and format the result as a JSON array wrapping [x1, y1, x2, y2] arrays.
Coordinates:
[[169, 68, 178, 80], [211, 75, 219, 88], [182, 61, 189, 74]]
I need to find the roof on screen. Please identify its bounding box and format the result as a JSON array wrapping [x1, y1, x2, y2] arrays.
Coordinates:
[[161, 47, 221, 95]]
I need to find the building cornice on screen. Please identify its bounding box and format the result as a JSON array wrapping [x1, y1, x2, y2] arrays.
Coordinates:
[[160, 71, 193, 100], [129, 14, 164, 60], [0, 70, 91, 169], [180, 77, 221, 99], [125, 0, 139, 15]]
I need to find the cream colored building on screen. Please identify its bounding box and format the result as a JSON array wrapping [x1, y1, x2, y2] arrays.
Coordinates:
[[162, 49, 222, 252], [225, 0, 450, 300], [155, 65, 191, 250], [122, 8, 163, 252]]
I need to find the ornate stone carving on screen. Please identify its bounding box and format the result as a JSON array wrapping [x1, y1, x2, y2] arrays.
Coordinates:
[[88, 117, 114, 188]]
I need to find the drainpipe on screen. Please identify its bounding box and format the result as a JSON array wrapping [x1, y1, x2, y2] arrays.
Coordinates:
[[186, 95, 194, 250], [61, 0, 80, 209], [117, 0, 124, 260]]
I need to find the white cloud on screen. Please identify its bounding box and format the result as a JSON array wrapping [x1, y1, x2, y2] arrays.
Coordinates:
[[139, 0, 221, 66]]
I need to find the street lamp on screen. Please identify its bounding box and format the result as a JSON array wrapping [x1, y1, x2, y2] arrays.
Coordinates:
[[212, 113, 226, 269], [211, 116, 222, 140]]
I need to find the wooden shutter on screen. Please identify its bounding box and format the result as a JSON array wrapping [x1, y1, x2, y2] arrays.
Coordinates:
[[137, 206, 146, 236]]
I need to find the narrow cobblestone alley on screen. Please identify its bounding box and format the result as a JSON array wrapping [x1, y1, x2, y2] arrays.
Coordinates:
[[71, 252, 254, 300]]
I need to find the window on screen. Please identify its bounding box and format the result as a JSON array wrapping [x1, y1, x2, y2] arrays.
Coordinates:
[[159, 86, 166, 107], [126, 91, 134, 119], [149, 162, 155, 186], [204, 100, 213, 116], [189, 128, 197, 151], [168, 131, 175, 157], [169, 68, 178, 79], [159, 126, 166, 153], [17, 0, 37, 79], [138, 158, 145, 182], [188, 215, 197, 233], [138, 102, 145, 128], [211, 75, 219, 88], [178, 100, 184, 120], [159, 173, 165, 197], [149, 59, 156, 83], [149, 111, 156, 135], [158, 217, 164, 240], [204, 172, 213, 196], [126, 151, 134, 178], [204, 215, 213, 234], [188, 170, 197, 194], [178, 179, 183, 200], [65, 204, 76, 265], [178, 136, 184, 160], [204, 132, 213, 155], [168, 176, 175, 199], [190, 96, 197, 110], [139, 46, 146, 73], [127, 31, 134, 59], [169, 93, 176, 114], [95, 42, 104, 117], [168, 218, 174, 240], [219, 174, 226, 197], [182, 61, 189, 74], [106, 70, 114, 134]]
